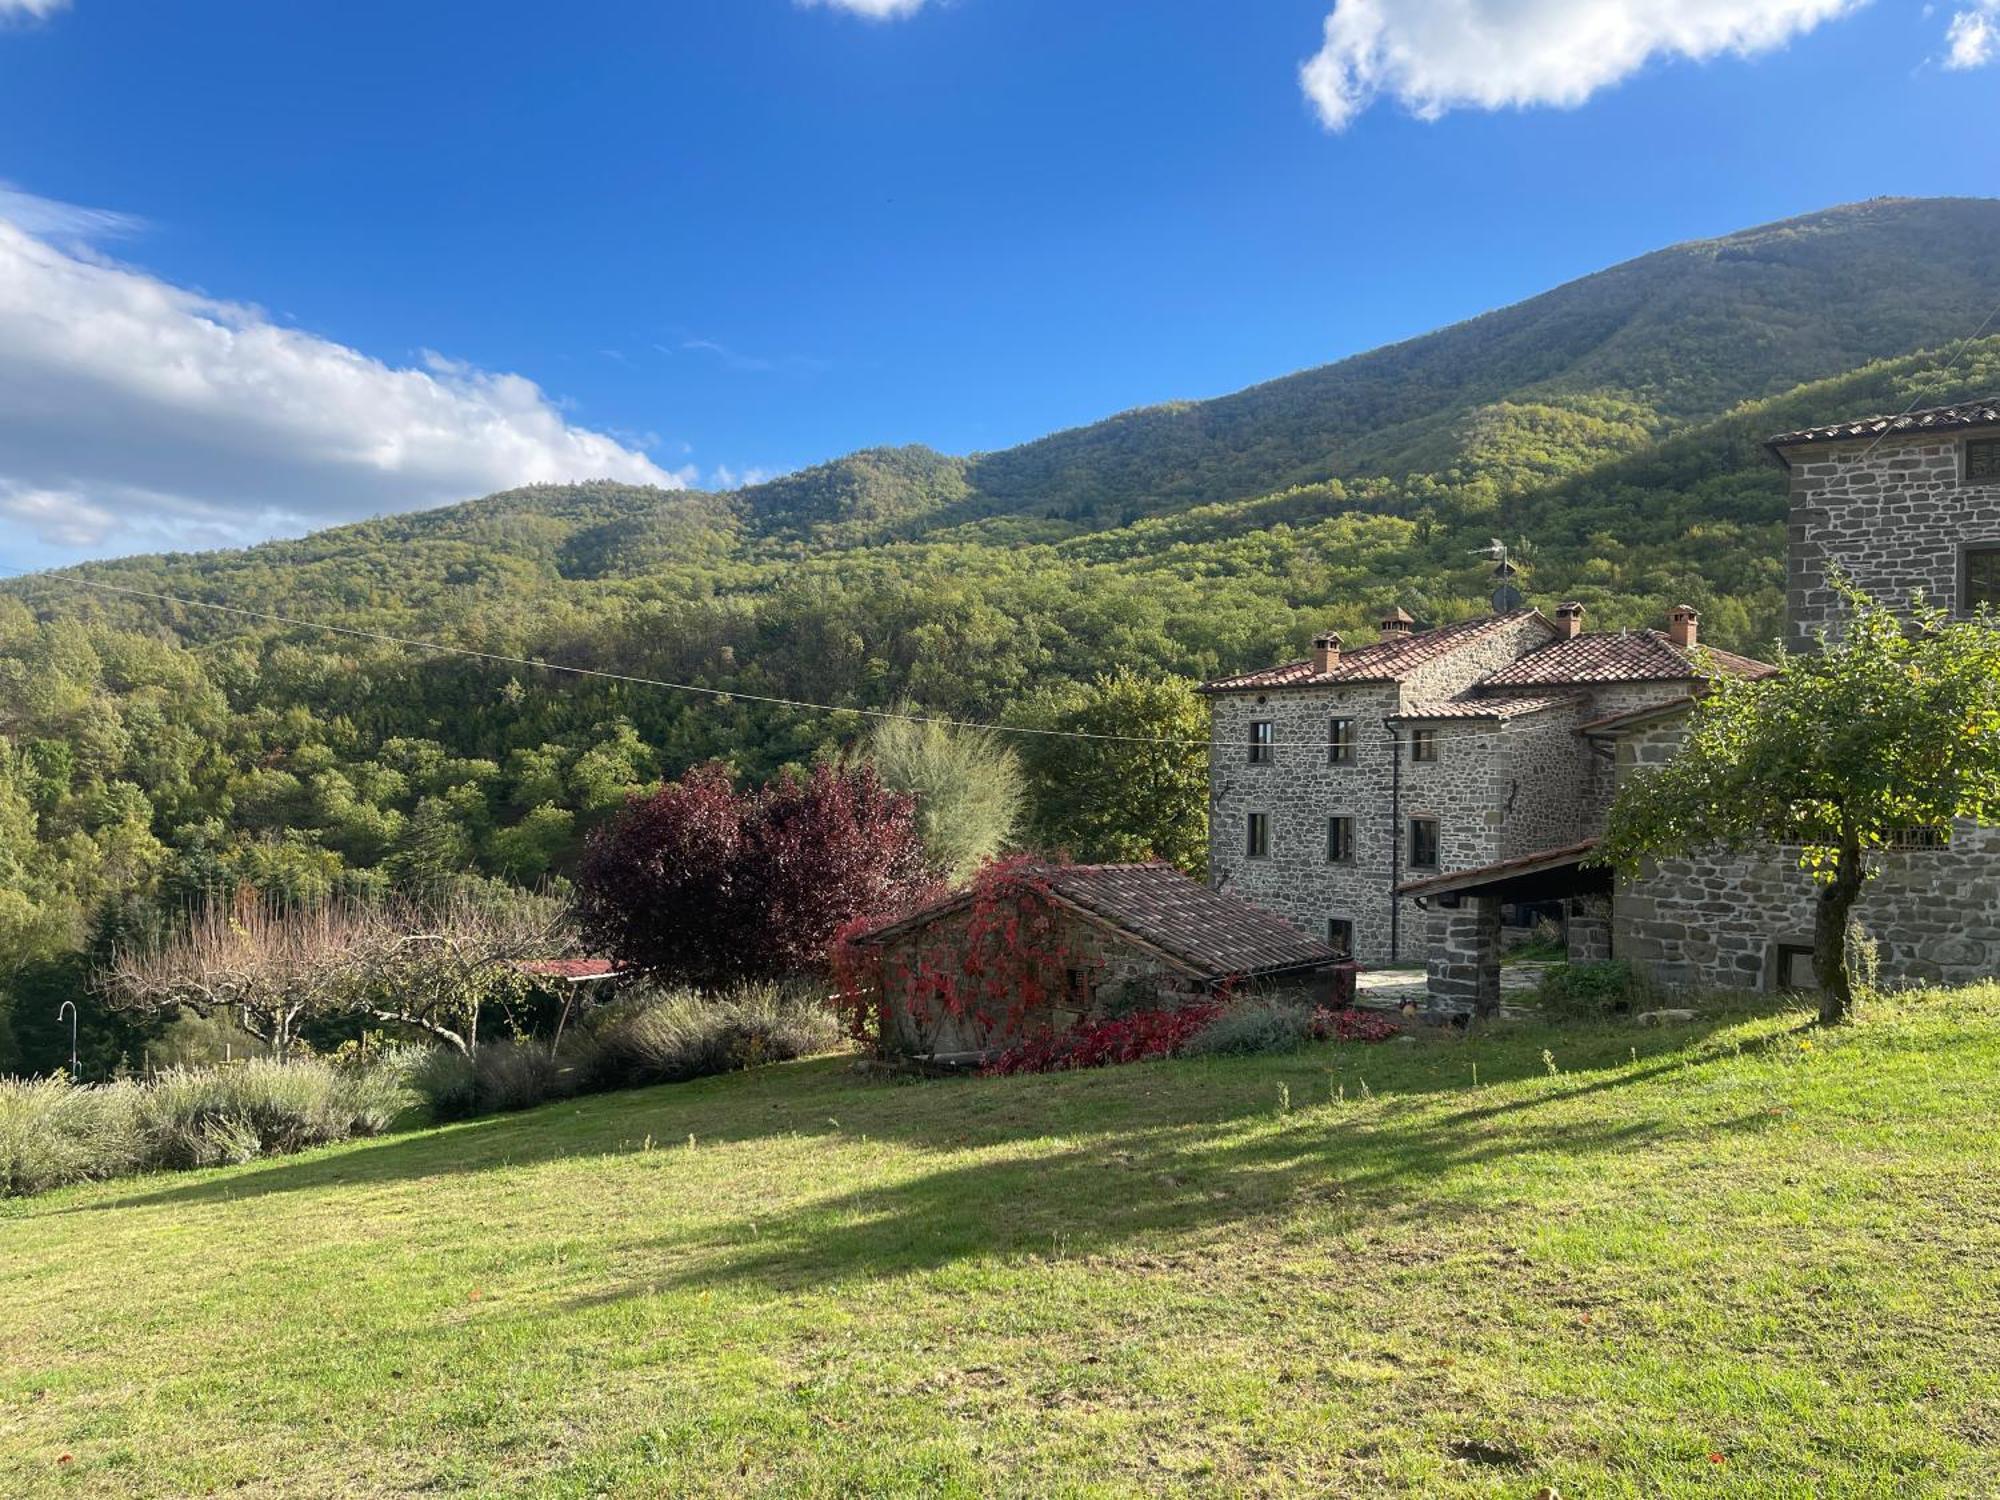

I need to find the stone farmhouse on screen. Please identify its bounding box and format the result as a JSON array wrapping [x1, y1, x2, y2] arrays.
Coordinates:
[[1201, 395, 2000, 1009], [1198, 598, 1775, 969]]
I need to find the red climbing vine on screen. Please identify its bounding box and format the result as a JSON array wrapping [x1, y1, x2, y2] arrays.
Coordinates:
[[832, 856, 1099, 1056]]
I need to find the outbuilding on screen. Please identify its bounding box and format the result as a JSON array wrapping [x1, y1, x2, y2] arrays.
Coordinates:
[[843, 861, 1353, 1063]]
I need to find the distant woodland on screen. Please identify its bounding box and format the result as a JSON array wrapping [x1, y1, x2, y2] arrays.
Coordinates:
[[6, 196, 2000, 1071]]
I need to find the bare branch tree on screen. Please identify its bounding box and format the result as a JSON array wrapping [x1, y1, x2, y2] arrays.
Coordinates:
[[341, 889, 572, 1056], [102, 888, 576, 1059], [102, 893, 361, 1057]]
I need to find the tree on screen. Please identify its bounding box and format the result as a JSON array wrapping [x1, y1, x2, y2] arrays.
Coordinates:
[[103, 894, 358, 1055], [574, 762, 936, 987], [866, 709, 1024, 879], [1599, 589, 2000, 1022], [1005, 669, 1209, 876], [103, 890, 569, 1058], [342, 890, 568, 1055]]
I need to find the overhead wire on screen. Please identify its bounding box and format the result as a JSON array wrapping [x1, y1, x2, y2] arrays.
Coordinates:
[[28, 571, 1563, 757]]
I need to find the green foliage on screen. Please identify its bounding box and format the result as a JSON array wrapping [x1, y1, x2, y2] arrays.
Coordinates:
[[865, 712, 1024, 878], [0, 1056, 414, 1196], [1007, 668, 1209, 873], [1600, 588, 2000, 1018], [5, 200, 2000, 1054], [1533, 960, 1659, 1021], [1182, 998, 1317, 1057]]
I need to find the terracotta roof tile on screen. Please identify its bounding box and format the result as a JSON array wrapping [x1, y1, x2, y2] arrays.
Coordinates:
[[1400, 692, 1579, 721], [1767, 397, 2000, 451], [1396, 838, 1600, 897], [1050, 864, 1342, 977], [860, 863, 1343, 980], [1480, 630, 1776, 688], [1200, 611, 1545, 693]]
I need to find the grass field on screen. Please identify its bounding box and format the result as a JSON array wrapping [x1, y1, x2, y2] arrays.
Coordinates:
[[4, 989, 1999, 1498]]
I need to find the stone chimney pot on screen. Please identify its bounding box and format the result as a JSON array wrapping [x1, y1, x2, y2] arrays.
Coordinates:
[[1379, 607, 1415, 645], [1668, 604, 1699, 650], [1312, 631, 1342, 675], [1554, 601, 1586, 640]]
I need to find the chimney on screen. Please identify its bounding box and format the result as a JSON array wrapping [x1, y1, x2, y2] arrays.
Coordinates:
[[1379, 607, 1415, 645], [1554, 601, 1586, 640], [1311, 631, 1342, 675], [1667, 604, 1699, 650]]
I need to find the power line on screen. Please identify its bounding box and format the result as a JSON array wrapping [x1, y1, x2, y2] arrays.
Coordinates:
[[30, 571, 1597, 756], [1853, 304, 2000, 464]]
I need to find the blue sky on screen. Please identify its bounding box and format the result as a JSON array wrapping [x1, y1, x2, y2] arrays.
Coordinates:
[[1, 0, 1997, 572]]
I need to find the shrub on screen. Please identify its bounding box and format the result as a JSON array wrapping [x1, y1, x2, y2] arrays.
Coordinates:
[[408, 1041, 567, 1121], [402, 981, 844, 1123], [0, 1076, 145, 1196], [1183, 1000, 1403, 1058], [1183, 999, 1317, 1058], [408, 1047, 479, 1121], [0, 1056, 418, 1196], [982, 1000, 1222, 1076], [1310, 1007, 1402, 1044], [1534, 960, 1659, 1020], [580, 980, 841, 1093], [136, 1058, 415, 1170]]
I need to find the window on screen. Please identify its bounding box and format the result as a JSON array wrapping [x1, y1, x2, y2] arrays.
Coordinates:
[[1964, 545, 2000, 612], [1774, 943, 1818, 993], [1063, 966, 1097, 1009], [1247, 720, 1274, 765], [1328, 717, 1356, 766], [1327, 918, 1354, 957], [1968, 437, 2000, 484], [1245, 812, 1270, 858], [1327, 816, 1355, 863], [1409, 727, 1438, 764], [1408, 816, 1440, 870]]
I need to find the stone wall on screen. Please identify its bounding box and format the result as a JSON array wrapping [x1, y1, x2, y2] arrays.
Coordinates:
[[1205, 614, 1700, 968], [1399, 614, 1556, 703], [1610, 716, 2000, 990], [1786, 435, 2000, 649], [1208, 682, 1406, 964], [1490, 703, 1592, 859], [876, 902, 1203, 1056]]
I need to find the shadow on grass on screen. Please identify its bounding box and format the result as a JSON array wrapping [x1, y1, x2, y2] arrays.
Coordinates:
[[554, 1070, 1811, 1307], [70, 1004, 1789, 1220]]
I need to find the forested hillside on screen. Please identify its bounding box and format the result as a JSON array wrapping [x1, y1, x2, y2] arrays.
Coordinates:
[[5, 197, 2000, 1071]]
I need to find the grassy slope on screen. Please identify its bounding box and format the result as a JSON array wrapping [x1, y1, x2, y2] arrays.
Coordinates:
[[4, 992, 1999, 1498]]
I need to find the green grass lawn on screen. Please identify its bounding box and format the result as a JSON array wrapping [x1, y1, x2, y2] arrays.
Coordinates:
[[5, 990, 2000, 1498]]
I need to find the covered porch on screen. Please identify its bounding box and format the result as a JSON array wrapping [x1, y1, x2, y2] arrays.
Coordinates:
[[1397, 839, 1612, 1016]]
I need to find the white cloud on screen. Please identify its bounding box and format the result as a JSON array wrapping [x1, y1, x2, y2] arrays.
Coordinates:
[[0, 488, 117, 549], [1944, 0, 1999, 66], [796, 0, 929, 18], [1300, 0, 1863, 129], [0, 211, 678, 566], [0, 183, 142, 242], [0, 0, 70, 19]]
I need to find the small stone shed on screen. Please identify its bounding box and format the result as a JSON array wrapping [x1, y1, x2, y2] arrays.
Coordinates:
[[848, 862, 1352, 1062]]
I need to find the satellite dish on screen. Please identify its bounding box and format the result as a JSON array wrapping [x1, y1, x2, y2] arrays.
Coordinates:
[[1492, 583, 1525, 613]]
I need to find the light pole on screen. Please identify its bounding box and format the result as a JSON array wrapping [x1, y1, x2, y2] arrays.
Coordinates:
[[57, 1001, 79, 1082]]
